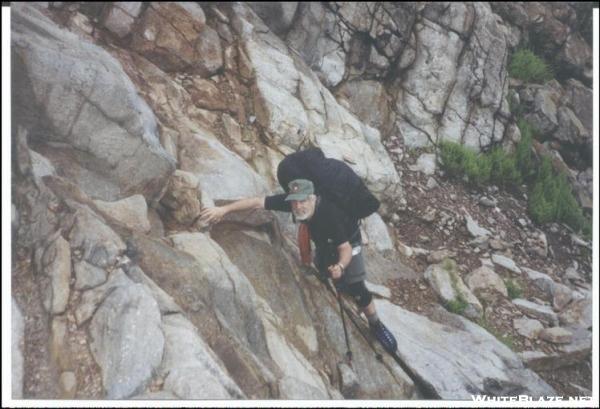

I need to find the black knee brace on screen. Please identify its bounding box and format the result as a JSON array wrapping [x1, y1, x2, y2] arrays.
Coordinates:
[[340, 281, 373, 309]]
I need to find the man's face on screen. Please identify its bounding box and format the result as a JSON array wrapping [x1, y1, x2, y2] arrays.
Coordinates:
[[291, 195, 316, 221]]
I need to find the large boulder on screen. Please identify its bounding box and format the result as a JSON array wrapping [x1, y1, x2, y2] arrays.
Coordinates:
[[247, 2, 299, 35], [178, 130, 271, 201], [89, 283, 164, 399], [376, 300, 555, 399], [12, 3, 176, 203], [92, 195, 151, 233], [36, 235, 71, 315], [127, 233, 276, 398], [68, 206, 127, 269], [161, 314, 245, 399], [131, 3, 222, 76], [231, 3, 404, 210]]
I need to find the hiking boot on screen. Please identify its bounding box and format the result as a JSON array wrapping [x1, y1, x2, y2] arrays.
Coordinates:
[[369, 320, 397, 354]]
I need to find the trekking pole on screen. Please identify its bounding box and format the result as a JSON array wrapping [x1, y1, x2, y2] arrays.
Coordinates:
[[328, 278, 353, 366]]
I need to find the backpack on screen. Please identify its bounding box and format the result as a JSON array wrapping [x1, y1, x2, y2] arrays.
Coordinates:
[[277, 148, 380, 220]]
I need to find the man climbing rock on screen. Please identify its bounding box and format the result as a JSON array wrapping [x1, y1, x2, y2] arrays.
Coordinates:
[[199, 178, 398, 355]]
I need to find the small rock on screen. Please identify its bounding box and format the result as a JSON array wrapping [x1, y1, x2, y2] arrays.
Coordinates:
[[420, 208, 437, 223], [479, 196, 497, 207], [464, 211, 492, 238], [427, 249, 456, 264], [489, 239, 506, 251], [397, 242, 413, 257], [365, 281, 391, 299], [418, 235, 431, 244], [512, 298, 558, 326], [391, 213, 400, 223], [538, 327, 573, 344], [518, 218, 528, 227], [425, 177, 439, 190], [337, 362, 360, 398], [513, 317, 544, 339], [449, 194, 457, 201], [491, 254, 521, 274], [59, 371, 77, 399], [551, 283, 573, 312], [570, 234, 591, 249]]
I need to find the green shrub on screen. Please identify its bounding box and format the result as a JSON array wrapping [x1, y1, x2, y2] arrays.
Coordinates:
[[509, 49, 553, 83], [445, 295, 468, 315], [528, 157, 591, 237], [438, 129, 591, 238], [439, 142, 491, 187], [439, 141, 469, 178], [515, 119, 535, 181], [489, 147, 521, 186], [504, 279, 523, 300]]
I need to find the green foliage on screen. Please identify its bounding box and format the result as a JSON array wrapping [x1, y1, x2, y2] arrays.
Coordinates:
[[509, 49, 553, 83], [442, 258, 458, 274], [439, 118, 591, 238], [528, 157, 591, 238], [438, 142, 491, 187], [438, 141, 470, 178], [445, 294, 468, 315], [515, 119, 535, 181], [504, 279, 523, 300], [488, 147, 522, 186]]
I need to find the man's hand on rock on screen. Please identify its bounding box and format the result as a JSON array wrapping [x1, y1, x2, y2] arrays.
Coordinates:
[[199, 206, 227, 225]]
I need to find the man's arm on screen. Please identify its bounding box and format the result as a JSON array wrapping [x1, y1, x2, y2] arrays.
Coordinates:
[[199, 197, 265, 224], [328, 241, 352, 280]]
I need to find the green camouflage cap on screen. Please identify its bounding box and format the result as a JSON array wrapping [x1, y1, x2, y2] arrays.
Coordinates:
[[285, 179, 314, 201]]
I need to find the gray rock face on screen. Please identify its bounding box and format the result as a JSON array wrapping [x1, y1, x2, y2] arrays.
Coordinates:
[[68, 207, 126, 269], [376, 300, 555, 399], [169, 232, 267, 354], [102, 3, 142, 38], [39, 235, 71, 314], [90, 284, 164, 399], [337, 362, 360, 398], [12, 299, 25, 399], [74, 260, 108, 291], [161, 314, 245, 399], [12, 3, 176, 202], [248, 2, 299, 35], [124, 265, 181, 314], [75, 269, 133, 325], [92, 195, 151, 233], [178, 130, 271, 202]]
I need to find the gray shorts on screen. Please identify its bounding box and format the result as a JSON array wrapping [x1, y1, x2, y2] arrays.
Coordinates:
[[314, 246, 367, 285]]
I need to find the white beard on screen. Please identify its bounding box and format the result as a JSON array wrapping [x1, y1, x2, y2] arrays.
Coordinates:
[[293, 209, 312, 221]]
